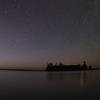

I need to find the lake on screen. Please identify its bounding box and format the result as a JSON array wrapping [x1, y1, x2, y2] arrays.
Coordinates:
[[0, 70, 100, 100]]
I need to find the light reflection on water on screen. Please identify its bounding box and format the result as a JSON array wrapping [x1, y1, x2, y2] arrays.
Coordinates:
[[0, 70, 99, 100], [47, 71, 87, 88]]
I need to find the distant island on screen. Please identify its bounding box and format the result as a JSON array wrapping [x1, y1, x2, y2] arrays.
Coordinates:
[[46, 61, 93, 71]]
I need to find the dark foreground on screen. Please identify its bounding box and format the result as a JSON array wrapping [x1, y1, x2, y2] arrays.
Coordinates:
[[0, 70, 100, 100]]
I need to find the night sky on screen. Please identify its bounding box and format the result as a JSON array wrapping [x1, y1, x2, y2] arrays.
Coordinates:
[[0, 0, 100, 69]]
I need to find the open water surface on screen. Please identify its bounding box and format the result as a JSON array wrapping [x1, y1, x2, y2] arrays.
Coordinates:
[[0, 70, 99, 100]]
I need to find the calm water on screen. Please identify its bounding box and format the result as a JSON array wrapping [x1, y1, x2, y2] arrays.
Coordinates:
[[0, 70, 100, 100]]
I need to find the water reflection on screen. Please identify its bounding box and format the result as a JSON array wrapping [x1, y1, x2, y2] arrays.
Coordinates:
[[47, 71, 88, 89], [47, 72, 63, 80], [80, 71, 87, 88], [0, 70, 99, 100]]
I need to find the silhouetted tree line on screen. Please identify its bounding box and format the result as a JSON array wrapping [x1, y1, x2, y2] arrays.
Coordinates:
[[46, 61, 92, 71]]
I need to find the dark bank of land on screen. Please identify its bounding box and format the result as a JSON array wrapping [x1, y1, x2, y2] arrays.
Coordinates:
[[0, 68, 99, 72], [0, 61, 99, 71], [0, 69, 44, 71], [46, 61, 100, 71]]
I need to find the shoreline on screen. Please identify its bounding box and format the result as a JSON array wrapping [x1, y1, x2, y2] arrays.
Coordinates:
[[0, 69, 99, 72]]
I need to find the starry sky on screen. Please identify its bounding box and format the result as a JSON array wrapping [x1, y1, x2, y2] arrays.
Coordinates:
[[0, 0, 100, 69]]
